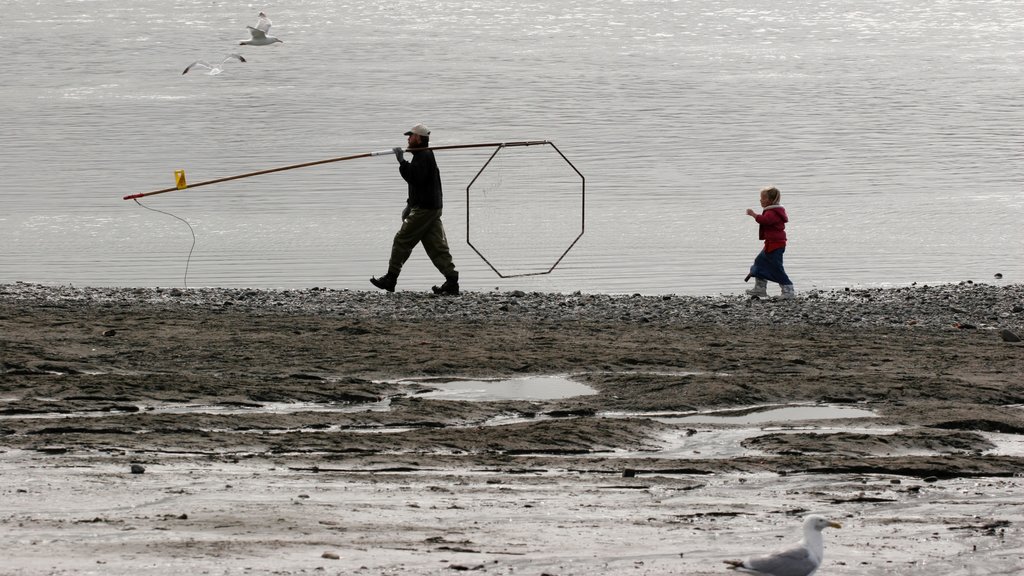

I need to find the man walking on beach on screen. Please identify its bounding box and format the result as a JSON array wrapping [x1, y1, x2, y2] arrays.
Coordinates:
[[370, 123, 460, 296]]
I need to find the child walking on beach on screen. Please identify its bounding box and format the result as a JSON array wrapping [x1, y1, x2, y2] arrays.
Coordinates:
[[745, 186, 795, 299]]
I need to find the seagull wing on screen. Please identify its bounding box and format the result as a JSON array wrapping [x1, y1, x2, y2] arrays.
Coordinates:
[[182, 60, 212, 75], [219, 54, 247, 66], [739, 545, 819, 576], [255, 13, 272, 33], [246, 25, 268, 40]]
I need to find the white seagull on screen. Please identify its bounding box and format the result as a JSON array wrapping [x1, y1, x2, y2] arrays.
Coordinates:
[[182, 54, 247, 75], [240, 12, 283, 45], [724, 515, 842, 576]]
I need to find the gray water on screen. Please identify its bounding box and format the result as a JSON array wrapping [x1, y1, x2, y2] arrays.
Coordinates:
[[3, 0, 1022, 295], [416, 376, 597, 401], [657, 405, 877, 425]]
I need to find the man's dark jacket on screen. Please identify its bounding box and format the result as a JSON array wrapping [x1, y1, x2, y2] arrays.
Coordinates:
[[399, 149, 443, 209]]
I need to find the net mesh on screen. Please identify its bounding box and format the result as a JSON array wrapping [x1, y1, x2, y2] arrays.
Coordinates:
[[466, 143, 584, 277]]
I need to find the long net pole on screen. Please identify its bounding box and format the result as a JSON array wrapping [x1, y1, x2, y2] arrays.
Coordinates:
[[122, 140, 551, 201]]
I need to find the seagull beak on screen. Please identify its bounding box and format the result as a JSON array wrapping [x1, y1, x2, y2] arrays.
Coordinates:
[[828, 521, 842, 529]]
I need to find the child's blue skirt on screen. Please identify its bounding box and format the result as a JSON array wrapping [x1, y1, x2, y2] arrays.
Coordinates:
[[750, 248, 792, 286]]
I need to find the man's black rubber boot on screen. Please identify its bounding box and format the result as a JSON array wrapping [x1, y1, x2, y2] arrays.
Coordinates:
[[431, 272, 459, 296], [370, 273, 397, 292]]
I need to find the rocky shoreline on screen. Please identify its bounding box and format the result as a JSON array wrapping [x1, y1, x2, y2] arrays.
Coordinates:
[[2, 280, 1023, 332]]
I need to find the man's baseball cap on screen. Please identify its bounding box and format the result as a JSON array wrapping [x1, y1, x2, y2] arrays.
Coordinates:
[[404, 123, 430, 137]]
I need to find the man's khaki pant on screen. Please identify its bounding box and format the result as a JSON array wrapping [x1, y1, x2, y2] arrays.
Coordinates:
[[388, 208, 456, 277]]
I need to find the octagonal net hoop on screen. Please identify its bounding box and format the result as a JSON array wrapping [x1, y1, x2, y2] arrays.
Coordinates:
[[466, 142, 584, 278]]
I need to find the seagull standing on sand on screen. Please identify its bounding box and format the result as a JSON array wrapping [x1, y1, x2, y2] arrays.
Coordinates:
[[182, 54, 247, 75], [724, 515, 842, 576], [240, 12, 282, 46]]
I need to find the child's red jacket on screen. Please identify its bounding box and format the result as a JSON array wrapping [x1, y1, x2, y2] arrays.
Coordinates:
[[755, 205, 788, 253]]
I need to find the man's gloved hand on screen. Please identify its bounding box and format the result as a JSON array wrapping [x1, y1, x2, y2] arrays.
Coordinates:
[[393, 147, 405, 162], [401, 205, 411, 221]]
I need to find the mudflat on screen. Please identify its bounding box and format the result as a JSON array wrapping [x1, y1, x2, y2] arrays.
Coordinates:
[[2, 282, 1022, 575]]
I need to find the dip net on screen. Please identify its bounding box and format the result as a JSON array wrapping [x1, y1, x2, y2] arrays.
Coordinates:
[[465, 141, 584, 278]]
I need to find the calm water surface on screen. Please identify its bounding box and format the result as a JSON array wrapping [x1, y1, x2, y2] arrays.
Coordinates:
[[2, 0, 1022, 295]]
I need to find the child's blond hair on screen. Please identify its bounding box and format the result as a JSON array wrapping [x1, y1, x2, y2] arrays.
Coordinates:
[[761, 186, 781, 205]]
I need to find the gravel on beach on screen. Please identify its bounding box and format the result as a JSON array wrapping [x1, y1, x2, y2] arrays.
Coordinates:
[[2, 280, 1022, 332]]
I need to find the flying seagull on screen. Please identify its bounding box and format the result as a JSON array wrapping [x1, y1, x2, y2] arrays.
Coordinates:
[[724, 515, 842, 576], [182, 54, 247, 75], [240, 12, 282, 45]]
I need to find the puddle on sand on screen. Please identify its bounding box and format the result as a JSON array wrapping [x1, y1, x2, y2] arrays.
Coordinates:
[[148, 400, 394, 416], [983, 432, 1024, 457], [655, 405, 878, 425], [0, 400, 394, 420], [599, 406, 880, 460], [413, 376, 596, 401], [0, 376, 593, 422]]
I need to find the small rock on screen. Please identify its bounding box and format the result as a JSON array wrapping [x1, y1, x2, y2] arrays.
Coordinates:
[[999, 329, 1021, 343], [321, 552, 340, 560], [923, 476, 938, 483], [102, 329, 116, 337], [622, 468, 637, 478], [994, 273, 1002, 279], [130, 464, 146, 474]]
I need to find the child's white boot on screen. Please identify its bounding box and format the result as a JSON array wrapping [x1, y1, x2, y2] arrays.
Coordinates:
[[746, 278, 768, 297], [780, 284, 796, 299]]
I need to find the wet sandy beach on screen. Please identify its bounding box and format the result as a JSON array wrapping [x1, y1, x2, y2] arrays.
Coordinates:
[[2, 282, 1023, 575]]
